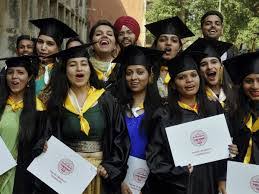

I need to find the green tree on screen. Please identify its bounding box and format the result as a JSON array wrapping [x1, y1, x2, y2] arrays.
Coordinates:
[[146, 0, 259, 50]]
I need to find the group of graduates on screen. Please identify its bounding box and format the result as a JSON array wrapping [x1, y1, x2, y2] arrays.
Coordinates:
[[0, 8, 258, 194]]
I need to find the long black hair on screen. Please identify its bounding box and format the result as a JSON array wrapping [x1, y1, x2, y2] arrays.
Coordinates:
[[117, 63, 162, 134], [221, 66, 238, 115], [46, 57, 102, 128], [235, 85, 256, 123], [0, 65, 36, 144], [167, 70, 214, 122]]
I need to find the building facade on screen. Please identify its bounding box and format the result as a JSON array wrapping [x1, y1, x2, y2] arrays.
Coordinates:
[[0, 0, 147, 62], [0, 0, 88, 59], [87, 0, 146, 45]]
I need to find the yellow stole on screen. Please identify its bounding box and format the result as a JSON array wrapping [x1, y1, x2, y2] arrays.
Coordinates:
[[160, 66, 171, 84], [243, 115, 259, 163], [130, 103, 144, 117], [6, 97, 45, 111], [35, 98, 46, 111], [89, 57, 116, 81], [63, 87, 105, 135], [178, 101, 198, 114], [164, 73, 171, 84], [205, 87, 226, 108], [6, 97, 23, 112], [94, 63, 116, 81]]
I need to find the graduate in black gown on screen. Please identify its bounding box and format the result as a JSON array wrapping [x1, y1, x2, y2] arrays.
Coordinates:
[[185, 38, 237, 111], [88, 20, 121, 94], [224, 51, 259, 165], [113, 45, 163, 194], [145, 16, 195, 101], [185, 38, 240, 193], [0, 56, 45, 194], [36, 44, 130, 194], [29, 17, 78, 96], [142, 51, 235, 194]]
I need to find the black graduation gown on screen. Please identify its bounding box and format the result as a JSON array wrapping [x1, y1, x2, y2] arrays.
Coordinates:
[[36, 91, 130, 194], [12, 111, 47, 194], [232, 114, 259, 164], [225, 45, 238, 60], [142, 100, 225, 194]]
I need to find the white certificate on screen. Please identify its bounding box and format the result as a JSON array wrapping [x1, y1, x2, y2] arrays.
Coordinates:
[[0, 136, 17, 175], [227, 161, 259, 194], [165, 114, 231, 166], [124, 156, 149, 194], [27, 136, 97, 194]]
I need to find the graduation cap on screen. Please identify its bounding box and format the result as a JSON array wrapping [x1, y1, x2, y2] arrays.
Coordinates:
[[46, 43, 96, 61], [30, 18, 78, 46], [112, 45, 164, 66], [184, 38, 232, 62], [145, 16, 195, 39], [0, 55, 39, 76], [168, 51, 207, 79], [223, 51, 259, 84]]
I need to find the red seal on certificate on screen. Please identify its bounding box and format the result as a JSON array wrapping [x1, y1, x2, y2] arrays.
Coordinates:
[[250, 175, 259, 192], [133, 168, 148, 183], [58, 158, 74, 175], [190, 130, 207, 146]]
